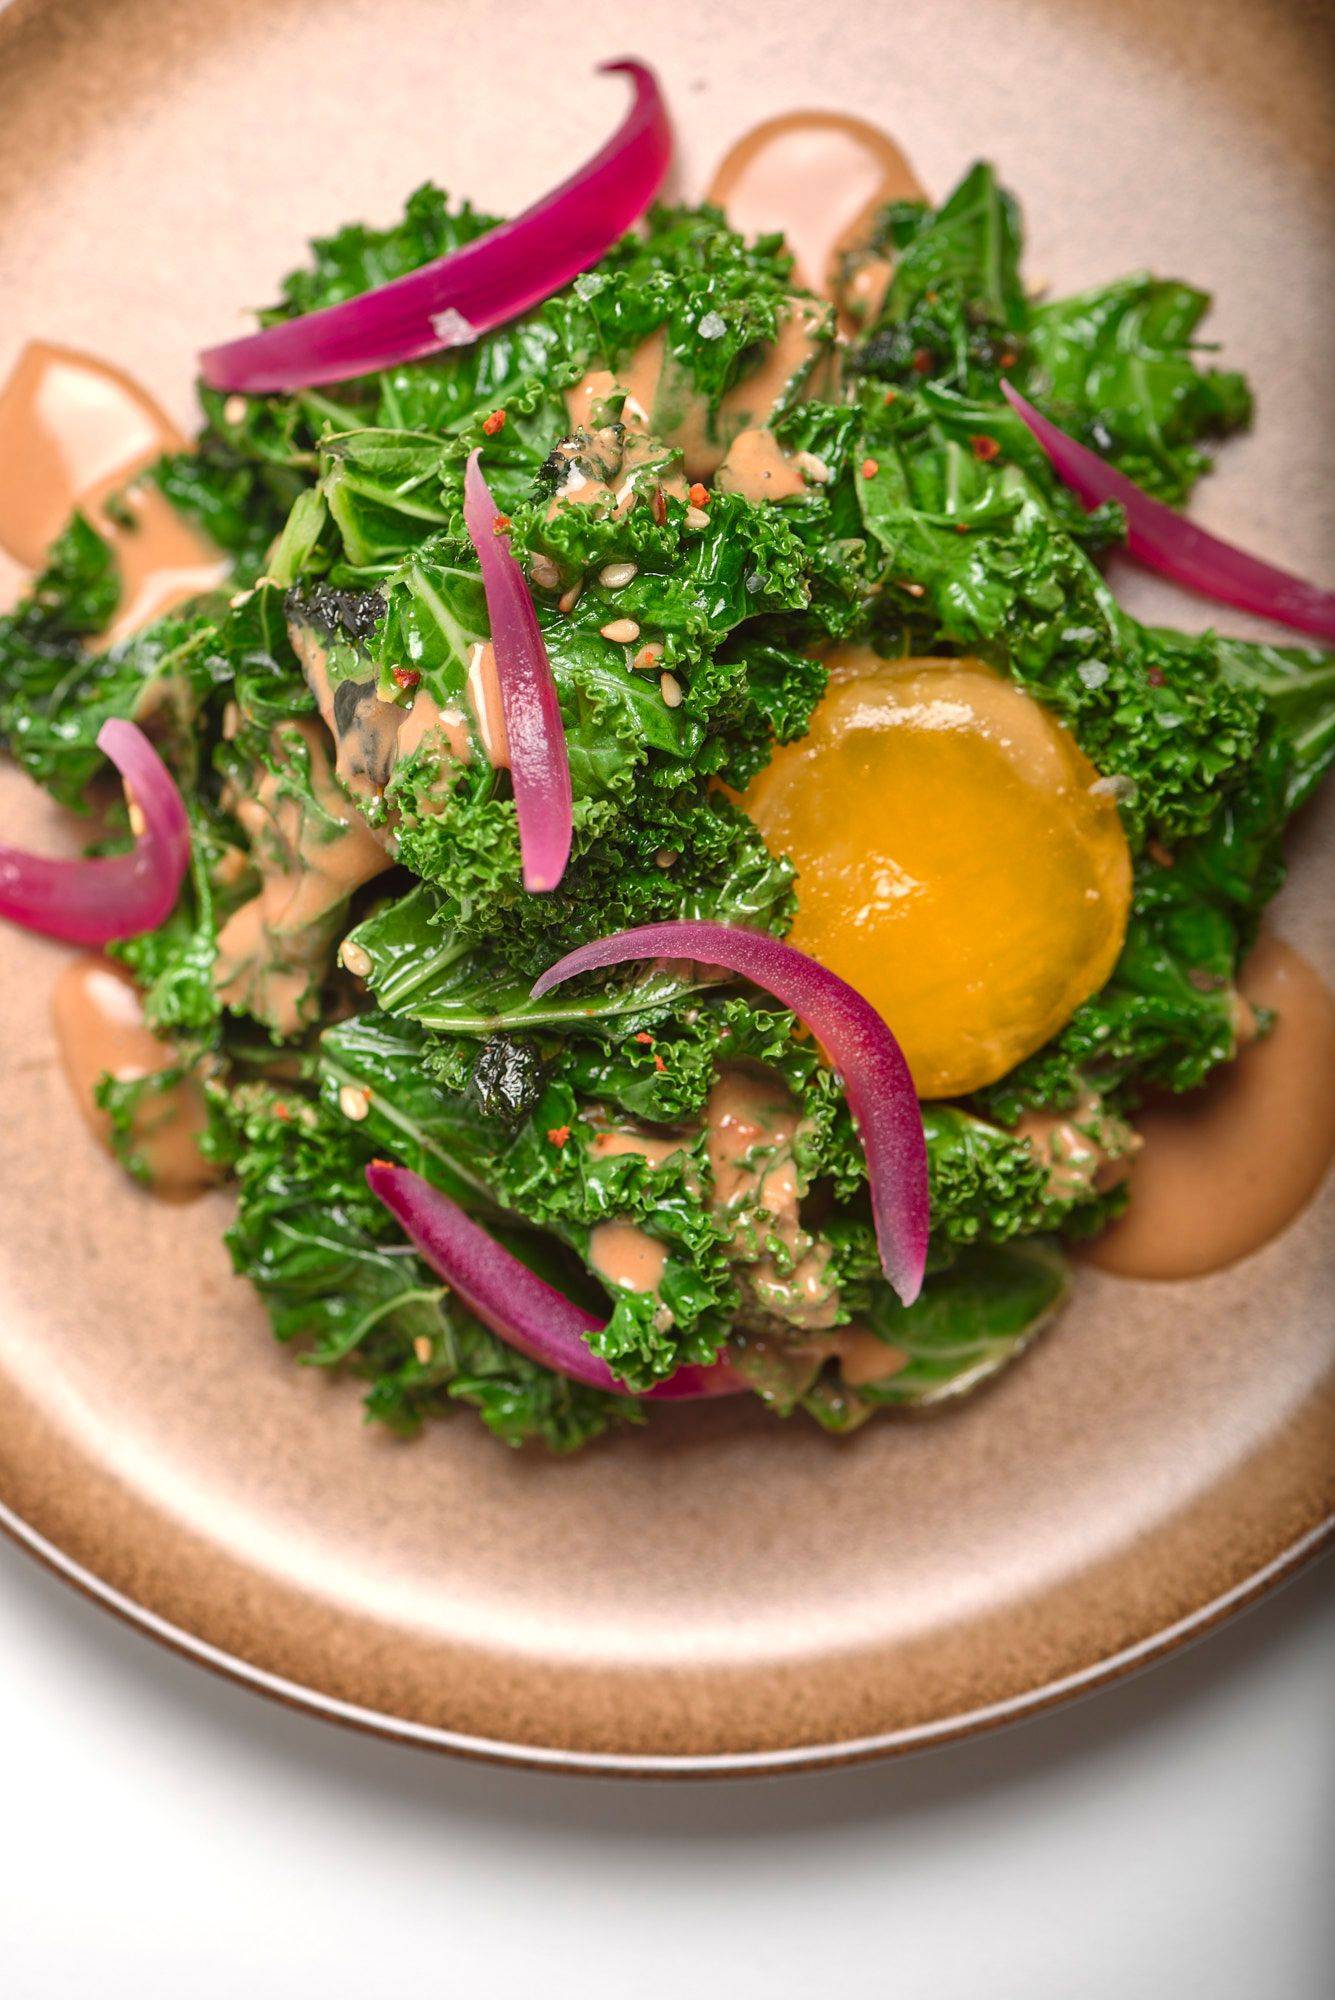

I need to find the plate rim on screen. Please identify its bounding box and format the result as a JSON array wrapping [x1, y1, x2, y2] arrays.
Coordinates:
[[2, 0, 1332, 1785], [2, 1492, 1328, 1778]]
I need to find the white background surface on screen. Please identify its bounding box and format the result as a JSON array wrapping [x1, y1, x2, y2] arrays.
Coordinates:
[[1, 1538, 1330, 1998]]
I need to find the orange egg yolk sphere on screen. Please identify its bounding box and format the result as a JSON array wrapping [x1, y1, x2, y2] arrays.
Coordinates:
[[741, 653, 1133, 1098]]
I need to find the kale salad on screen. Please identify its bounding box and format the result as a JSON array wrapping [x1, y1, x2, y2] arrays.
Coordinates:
[[3, 67, 1332, 1454]]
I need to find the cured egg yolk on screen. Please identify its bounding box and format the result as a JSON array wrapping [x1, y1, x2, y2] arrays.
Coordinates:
[[741, 652, 1133, 1098]]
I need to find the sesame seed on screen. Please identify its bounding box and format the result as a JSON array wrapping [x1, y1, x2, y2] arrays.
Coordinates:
[[338, 1084, 371, 1122], [558, 580, 583, 614], [659, 671, 683, 708], [600, 617, 641, 644], [794, 451, 832, 485], [223, 395, 248, 425], [529, 552, 561, 591], [339, 938, 373, 978], [413, 1335, 433, 1364], [598, 560, 638, 588], [683, 506, 710, 532], [633, 642, 664, 671], [655, 848, 678, 868], [127, 799, 146, 838]]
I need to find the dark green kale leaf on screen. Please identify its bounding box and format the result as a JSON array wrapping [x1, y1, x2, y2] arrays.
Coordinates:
[[853, 392, 1270, 848], [0, 513, 219, 803], [975, 732, 1304, 1118], [801, 1240, 1069, 1430], [846, 164, 1251, 506], [110, 799, 239, 1034], [1025, 277, 1252, 503], [847, 163, 1026, 393], [319, 1013, 735, 1390], [222, 1083, 631, 1449], [204, 190, 805, 526]]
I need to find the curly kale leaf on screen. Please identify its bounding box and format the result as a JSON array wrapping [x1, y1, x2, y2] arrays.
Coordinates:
[[222, 1081, 631, 1448], [0, 518, 225, 803], [205, 190, 803, 509], [975, 727, 1309, 1117], [848, 163, 1026, 391], [847, 163, 1251, 505], [801, 1240, 1070, 1430], [319, 1013, 735, 1389], [1025, 277, 1252, 503], [853, 392, 1270, 847]]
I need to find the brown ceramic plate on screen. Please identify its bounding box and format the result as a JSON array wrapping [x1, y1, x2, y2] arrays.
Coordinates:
[[1, 0, 1331, 1775]]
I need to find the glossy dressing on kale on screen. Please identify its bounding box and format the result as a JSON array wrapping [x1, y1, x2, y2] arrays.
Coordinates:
[[52, 956, 221, 1197], [10, 115, 1335, 1275]]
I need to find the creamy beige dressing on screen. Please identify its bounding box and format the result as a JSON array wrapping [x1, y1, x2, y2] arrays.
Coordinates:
[[705, 1065, 840, 1330], [715, 427, 808, 503], [1015, 1093, 1135, 1203], [588, 1220, 670, 1293], [291, 618, 482, 808], [396, 688, 472, 768], [836, 1326, 911, 1387], [214, 718, 391, 1036], [563, 298, 825, 486], [588, 1126, 687, 1168], [465, 642, 509, 768], [1086, 935, 1335, 1279], [706, 111, 927, 298], [52, 956, 220, 1197], [0, 341, 226, 637], [840, 254, 895, 329], [726, 1328, 841, 1404], [547, 401, 689, 527]]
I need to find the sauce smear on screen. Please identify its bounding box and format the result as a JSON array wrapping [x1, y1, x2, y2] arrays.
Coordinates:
[[0, 341, 226, 639], [706, 111, 926, 297], [52, 956, 221, 1198], [1087, 935, 1335, 1279]]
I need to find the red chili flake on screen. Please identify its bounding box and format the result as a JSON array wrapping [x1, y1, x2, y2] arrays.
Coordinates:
[[970, 435, 1001, 462], [492, 513, 511, 536], [999, 351, 1017, 371], [1147, 837, 1176, 869], [634, 1031, 654, 1045], [651, 483, 668, 527], [688, 482, 710, 509], [882, 389, 898, 406], [954, 522, 971, 535], [1147, 665, 1166, 687], [274, 1102, 290, 1122], [391, 667, 421, 690], [546, 1125, 571, 1148], [653, 1054, 666, 1073], [860, 457, 880, 479], [481, 409, 507, 436], [911, 347, 934, 375]]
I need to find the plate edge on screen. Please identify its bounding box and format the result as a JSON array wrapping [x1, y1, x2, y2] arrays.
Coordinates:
[[1, 1491, 1328, 1780]]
